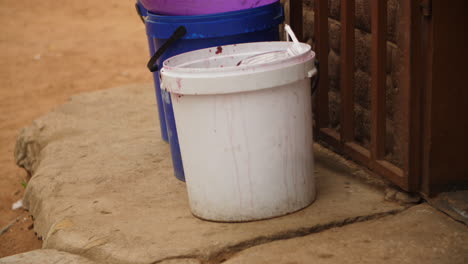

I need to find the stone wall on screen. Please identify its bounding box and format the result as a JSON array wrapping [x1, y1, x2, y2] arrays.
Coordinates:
[[300, 0, 404, 167]]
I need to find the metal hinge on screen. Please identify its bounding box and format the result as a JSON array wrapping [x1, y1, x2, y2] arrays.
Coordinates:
[[420, 0, 432, 17]]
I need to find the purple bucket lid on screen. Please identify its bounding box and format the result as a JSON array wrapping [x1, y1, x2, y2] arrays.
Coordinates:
[[140, 0, 279, 16]]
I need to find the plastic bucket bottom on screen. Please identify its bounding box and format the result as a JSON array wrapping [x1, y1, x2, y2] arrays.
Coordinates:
[[145, 2, 284, 182], [161, 42, 317, 222]]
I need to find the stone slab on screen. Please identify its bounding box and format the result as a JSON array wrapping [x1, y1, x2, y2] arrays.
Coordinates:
[[15, 84, 404, 264], [427, 191, 468, 225], [223, 204, 468, 264], [0, 249, 97, 264]]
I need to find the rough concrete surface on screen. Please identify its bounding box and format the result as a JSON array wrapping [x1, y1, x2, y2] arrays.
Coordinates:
[[14, 84, 404, 264], [427, 191, 468, 225], [0, 249, 97, 264], [223, 204, 468, 264]]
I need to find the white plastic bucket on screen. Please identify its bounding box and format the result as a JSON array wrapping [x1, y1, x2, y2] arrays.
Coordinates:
[[161, 42, 317, 222]]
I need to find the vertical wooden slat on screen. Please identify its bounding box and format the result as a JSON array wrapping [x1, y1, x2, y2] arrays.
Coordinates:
[[370, 0, 387, 159], [401, 0, 423, 191], [290, 0, 303, 42], [340, 0, 355, 142], [418, 0, 434, 194], [398, 1, 414, 190], [314, 0, 330, 129]]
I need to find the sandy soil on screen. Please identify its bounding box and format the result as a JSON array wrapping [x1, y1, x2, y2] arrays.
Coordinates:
[[0, 0, 152, 257]]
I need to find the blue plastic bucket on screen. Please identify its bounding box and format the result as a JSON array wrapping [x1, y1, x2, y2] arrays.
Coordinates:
[[136, 1, 170, 142], [145, 2, 284, 181]]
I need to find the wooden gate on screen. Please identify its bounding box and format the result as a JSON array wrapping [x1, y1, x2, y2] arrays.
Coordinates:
[[290, 0, 426, 192]]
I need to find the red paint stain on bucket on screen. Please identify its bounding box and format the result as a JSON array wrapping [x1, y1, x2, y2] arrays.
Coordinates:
[[173, 93, 183, 103], [215, 46, 223, 54]]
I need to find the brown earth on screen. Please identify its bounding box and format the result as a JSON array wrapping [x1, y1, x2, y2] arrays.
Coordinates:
[[0, 0, 151, 257]]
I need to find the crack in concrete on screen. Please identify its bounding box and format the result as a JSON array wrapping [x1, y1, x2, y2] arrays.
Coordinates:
[[0, 216, 21, 236], [203, 208, 408, 264], [146, 208, 410, 264], [150, 255, 202, 264]]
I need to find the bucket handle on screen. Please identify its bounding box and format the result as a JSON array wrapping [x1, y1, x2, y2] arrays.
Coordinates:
[[135, 3, 145, 24], [147, 26, 187, 72], [311, 60, 320, 95]]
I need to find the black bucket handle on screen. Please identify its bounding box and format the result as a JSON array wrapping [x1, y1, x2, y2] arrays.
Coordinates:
[[135, 3, 145, 24], [147, 26, 187, 72]]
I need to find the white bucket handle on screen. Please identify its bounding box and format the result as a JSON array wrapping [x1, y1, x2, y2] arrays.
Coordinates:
[[308, 67, 317, 78], [284, 24, 299, 43]]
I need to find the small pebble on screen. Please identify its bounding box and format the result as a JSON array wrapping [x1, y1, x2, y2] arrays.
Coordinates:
[[12, 199, 23, 210]]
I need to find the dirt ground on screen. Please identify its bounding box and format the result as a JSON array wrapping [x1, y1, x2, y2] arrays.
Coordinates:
[[0, 0, 151, 257]]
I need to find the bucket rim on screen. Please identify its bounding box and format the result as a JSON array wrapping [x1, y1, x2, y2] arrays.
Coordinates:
[[161, 41, 315, 75], [140, 0, 279, 16], [146, 1, 281, 22], [160, 42, 316, 95], [145, 2, 284, 39]]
